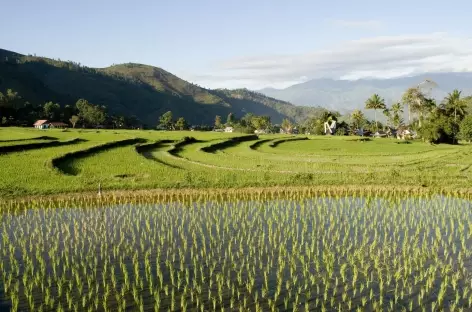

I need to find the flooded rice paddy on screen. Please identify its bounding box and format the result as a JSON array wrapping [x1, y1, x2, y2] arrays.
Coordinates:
[[1, 195, 472, 311]]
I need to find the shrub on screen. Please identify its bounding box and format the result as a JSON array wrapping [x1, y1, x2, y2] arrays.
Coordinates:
[[419, 114, 458, 144], [459, 115, 472, 143]]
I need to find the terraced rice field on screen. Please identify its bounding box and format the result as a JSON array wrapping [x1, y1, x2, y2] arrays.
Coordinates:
[[0, 127, 472, 198], [2, 128, 472, 311]]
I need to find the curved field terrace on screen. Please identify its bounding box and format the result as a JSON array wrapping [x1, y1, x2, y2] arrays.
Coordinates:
[[0, 128, 471, 197]]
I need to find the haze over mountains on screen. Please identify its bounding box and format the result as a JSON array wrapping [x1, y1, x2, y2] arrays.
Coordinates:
[[259, 73, 472, 113]]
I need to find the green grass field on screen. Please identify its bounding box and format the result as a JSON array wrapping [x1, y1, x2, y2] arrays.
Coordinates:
[[0, 127, 471, 198]]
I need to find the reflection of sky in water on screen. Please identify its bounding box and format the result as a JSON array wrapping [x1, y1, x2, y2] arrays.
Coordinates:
[[1, 196, 472, 310]]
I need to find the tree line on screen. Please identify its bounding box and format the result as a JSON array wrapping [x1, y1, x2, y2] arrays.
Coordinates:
[[3, 83, 472, 144], [356, 85, 472, 143], [0, 89, 142, 129], [149, 84, 472, 145], [156, 111, 275, 133]]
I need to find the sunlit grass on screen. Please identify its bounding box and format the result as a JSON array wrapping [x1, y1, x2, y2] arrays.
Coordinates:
[[1, 127, 472, 198]]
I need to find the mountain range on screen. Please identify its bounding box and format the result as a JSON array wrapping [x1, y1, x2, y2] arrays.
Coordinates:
[[0, 49, 325, 126], [260, 73, 472, 113], [3, 48, 472, 126]]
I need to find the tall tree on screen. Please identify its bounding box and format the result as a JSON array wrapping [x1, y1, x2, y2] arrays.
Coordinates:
[[402, 87, 423, 124], [175, 117, 188, 130], [382, 109, 392, 128], [442, 89, 467, 123], [214, 115, 222, 129], [76, 99, 106, 127], [391, 102, 404, 128], [251, 116, 271, 130], [69, 115, 80, 128], [465, 96, 472, 115], [364, 94, 386, 131], [159, 111, 174, 130], [4, 89, 22, 110], [43, 102, 61, 120], [460, 115, 472, 143], [350, 109, 366, 132], [281, 118, 293, 133], [111, 115, 125, 129], [226, 113, 235, 125], [0, 89, 23, 125], [240, 113, 254, 128], [401, 81, 437, 127]]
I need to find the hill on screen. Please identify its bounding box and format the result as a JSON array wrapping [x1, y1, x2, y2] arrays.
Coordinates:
[[259, 73, 472, 113], [210, 89, 327, 122], [0, 49, 325, 126]]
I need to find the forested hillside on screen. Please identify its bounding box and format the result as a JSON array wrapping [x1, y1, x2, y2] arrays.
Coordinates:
[[0, 49, 325, 126]]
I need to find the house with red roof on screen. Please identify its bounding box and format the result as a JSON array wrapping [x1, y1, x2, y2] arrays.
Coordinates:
[[33, 120, 49, 129], [33, 120, 69, 129]]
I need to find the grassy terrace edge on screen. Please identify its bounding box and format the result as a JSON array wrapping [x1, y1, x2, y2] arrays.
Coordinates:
[[50, 138, 146, 174], [200, 135, 259, 153], [249, 138, 274, 150], [0, 136, 57, 143], [134, 140, 175, 154], [167, 137, 200, 156], [0, 138, 85, 154], [269, 136, 309, 147]]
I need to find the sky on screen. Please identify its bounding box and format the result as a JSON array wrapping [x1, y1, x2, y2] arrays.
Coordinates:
[[1, 0, 472, 89]]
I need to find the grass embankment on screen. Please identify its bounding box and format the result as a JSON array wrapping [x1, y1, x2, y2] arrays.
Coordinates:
[[0, 135, 57, 144], [0, 138, 85, 154], [0, 127, 471, 198], [200, 135, 258, 153], [268, 136, 309, 147], [51, 138, 147, 175]]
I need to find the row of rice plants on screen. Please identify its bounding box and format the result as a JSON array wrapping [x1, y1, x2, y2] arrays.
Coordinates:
[[1, 190, 472, 311]]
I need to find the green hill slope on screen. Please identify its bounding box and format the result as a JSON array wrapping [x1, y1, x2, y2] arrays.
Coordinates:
[[212, 89, 327, 122], [0, 49, 325, 126]]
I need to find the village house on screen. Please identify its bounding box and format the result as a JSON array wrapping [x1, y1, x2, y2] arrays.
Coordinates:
[[48, 122, 69, 129], [33, 120, 68, 129], [396, 126, 417, 140], [280, 127, 298, 135], [33, 120, 49, 129], [373, 131, 387, 138]]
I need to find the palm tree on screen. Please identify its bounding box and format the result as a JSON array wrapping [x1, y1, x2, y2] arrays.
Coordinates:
[[364, 94, 386, 131], [382, 108, 391, 127], [350, 109, 366, 133], [391, 102, 403, 115], [391, 102, 404, 128], [442, 89, 467, 122]]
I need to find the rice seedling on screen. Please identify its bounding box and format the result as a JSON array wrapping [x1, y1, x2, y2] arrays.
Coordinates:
[[0, 190, 472, 310]]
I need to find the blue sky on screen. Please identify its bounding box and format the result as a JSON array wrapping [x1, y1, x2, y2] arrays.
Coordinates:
[[1, 0, 471, 89]]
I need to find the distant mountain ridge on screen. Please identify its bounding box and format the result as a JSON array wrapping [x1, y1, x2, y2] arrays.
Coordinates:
[[0, 48, 325, 126], [259, 73, 472, 113]]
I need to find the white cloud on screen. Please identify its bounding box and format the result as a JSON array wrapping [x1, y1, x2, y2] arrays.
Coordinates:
[[188, 32, 472, 89]]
